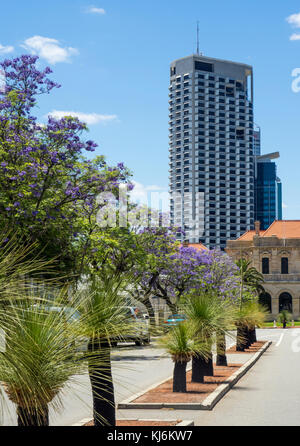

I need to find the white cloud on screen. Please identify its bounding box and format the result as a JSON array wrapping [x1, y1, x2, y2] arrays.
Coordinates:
[[21, 36, 79, 64], [290, 33, 300, 41], [0, 44, 14, 54], [86, 6, 106, 14], [48, 110, 118, 125], [287, 12, 300, 28], [130, 181, 169, 210]]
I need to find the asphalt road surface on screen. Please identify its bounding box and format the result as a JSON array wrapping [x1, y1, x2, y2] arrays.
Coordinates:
[[119, 328, 300, 426]]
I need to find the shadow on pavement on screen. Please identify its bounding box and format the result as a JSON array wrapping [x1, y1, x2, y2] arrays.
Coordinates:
[[112, 355, 164, 362]]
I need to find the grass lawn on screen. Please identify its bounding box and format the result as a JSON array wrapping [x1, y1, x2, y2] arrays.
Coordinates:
[[263, 321, 300, 328]]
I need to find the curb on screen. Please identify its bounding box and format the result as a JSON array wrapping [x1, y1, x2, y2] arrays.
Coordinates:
[[72, 418, 92, 426], [72, 418, 194, 427], [117, 341, 272, 411]]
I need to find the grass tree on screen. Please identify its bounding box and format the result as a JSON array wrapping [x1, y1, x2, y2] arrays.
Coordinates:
[[77, 276, 136, 426], [235, 301, 267, 351], [160, 322, 206, 393], [0, 299, 87, 426], [236, 258, 265, 344], [184, 290, 235, 383], [277, 310, 292, 329]]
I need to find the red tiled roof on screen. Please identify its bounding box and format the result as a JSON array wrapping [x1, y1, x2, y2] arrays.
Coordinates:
[[180, 243, 208, 251], [236, 230, 265, 241], [235, 221, 300, 241], [262, 220, 300, 239]]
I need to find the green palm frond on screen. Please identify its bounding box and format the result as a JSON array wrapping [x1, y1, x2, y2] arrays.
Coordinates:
[[236, 258, 265, 296]]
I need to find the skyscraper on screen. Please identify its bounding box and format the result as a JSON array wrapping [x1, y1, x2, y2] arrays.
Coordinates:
[[253, 124, 261, 156], [169, 55, 255, 250], [255, 152, 283, 230]]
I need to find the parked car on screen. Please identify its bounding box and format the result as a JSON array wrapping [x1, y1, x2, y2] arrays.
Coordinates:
[[164, 314, 187, 327], [115, 306, 151, 346], [33, 304, 150, 348]]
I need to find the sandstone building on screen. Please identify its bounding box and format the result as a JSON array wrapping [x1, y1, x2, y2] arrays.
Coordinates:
[[226, 220, 300, 319]]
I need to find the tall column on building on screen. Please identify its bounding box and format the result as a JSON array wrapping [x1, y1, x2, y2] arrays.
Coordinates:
[[169, 55, 255, 250]]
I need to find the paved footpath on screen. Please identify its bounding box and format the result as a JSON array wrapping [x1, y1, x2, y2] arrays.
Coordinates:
[[118, 328, 300, 426]]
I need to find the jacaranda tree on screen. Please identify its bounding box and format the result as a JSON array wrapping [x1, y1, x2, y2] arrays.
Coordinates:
[[0, 54, 131, 278]]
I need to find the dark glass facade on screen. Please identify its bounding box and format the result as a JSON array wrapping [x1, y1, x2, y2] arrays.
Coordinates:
[[255, 161, 282, 230]]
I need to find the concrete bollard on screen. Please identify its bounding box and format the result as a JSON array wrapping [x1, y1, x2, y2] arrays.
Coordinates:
[[273, 320, 277, 328]]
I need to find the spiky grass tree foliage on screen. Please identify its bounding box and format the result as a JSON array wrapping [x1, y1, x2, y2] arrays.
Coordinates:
[[0, 234, 57, 306], [235, 301, 267, 351], [184, 290, 235, 383], [0, 300, 87, 426], [77, 276, 137, 426], [277, 310, 292, 329], [160, 322, 206, 393]]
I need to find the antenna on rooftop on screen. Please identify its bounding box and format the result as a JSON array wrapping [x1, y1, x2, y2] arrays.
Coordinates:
[[197, 21, 200, 55], [196, 21, 203, 56]]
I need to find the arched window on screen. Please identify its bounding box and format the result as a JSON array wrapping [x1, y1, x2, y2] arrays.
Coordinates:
[[279, 292, 293, 313], [259, 293, 272, 313]]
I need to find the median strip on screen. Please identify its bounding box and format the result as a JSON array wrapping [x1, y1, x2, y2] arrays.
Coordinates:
[[117, 341, 272, 411]]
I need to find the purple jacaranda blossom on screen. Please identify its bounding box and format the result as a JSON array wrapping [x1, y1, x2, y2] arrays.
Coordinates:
[[0, 54, 131, 276]]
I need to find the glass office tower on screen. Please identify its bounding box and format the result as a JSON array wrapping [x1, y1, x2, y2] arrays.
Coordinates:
[[255, 153, 283, 230], [169, 54, 255, 249]]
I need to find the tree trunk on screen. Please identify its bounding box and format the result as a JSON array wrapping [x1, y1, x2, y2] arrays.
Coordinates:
[[249, 327, 257, 344], [192, 354, 213, 383], [88, 339, 115, 426], [245, 328, 252, 348], [203, 353, 214, 376], [142, 295, 156, 327], [283, 320, 287, 329], [216, 332, 228, 367], [173, 361, 187, 392], [164, 297, 178, 316], [17, 405, 49, 426], [236, 325, 248, 352]]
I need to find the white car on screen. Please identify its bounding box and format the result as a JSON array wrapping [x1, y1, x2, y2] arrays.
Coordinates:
[[33, 304, 150, 348], [119, 306, 151, 346]]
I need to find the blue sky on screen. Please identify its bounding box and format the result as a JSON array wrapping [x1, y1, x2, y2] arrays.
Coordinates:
[[1, 1, 300, 218]]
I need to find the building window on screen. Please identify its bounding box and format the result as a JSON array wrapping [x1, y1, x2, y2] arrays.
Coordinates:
[[279, 292, 293, 313], [195, 61, 214, 72], [281, 258, 289, 275], [262, 258, 269, 275]]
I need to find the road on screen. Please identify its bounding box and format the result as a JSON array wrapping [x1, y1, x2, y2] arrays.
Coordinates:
[[188, 328, 300, 426], [119, 328, 300, 426], [2, 329, 300, 426]]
